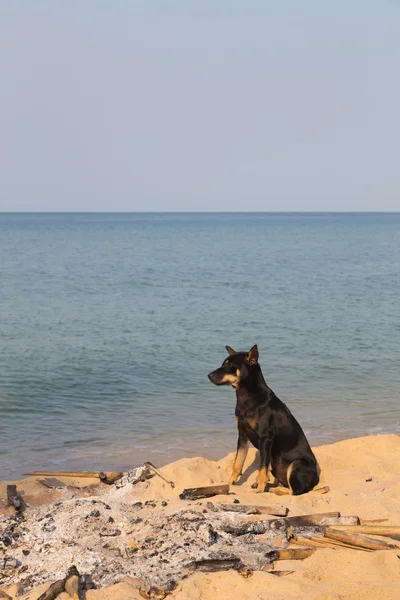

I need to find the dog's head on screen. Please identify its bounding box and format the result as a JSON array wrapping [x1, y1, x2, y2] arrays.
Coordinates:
[[207, 345, 259, 388]]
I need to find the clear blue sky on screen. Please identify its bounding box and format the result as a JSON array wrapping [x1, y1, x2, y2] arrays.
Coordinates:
[[1, 1, 399, 211]]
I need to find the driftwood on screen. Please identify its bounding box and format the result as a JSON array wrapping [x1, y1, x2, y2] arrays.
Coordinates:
[[327, 525, 400, 537], [179, 484, 230, 500], [37, 565, 82, 600], [6, 485, 24, 512], [324, 528, 397, 551]]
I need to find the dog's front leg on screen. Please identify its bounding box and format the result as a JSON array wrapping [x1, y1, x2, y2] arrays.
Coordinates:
[[255, 435, 273, 493], [229, 430, 250, 486]]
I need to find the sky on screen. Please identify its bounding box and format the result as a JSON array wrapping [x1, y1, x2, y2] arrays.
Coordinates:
[[0, 1, 399, 212]]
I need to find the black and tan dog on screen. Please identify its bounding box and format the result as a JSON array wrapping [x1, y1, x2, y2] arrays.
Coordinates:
[[208, 345, 319, 495]]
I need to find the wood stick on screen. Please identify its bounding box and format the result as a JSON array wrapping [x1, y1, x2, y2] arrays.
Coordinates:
[[310, 536, 373, 552], [329, 525, 400, 538], [179, 484, 230, 500], [246, 505, 289, 517], [24, 470, 124, 479], [218, 503, 260, 514], [290, 536, 337, 549], [324, 528, 397, 550], [360, 518, 389, 524], [144, 462, 175, 489]]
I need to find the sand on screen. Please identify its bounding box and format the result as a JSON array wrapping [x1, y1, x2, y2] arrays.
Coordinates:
[[1, 433, 400, 600]]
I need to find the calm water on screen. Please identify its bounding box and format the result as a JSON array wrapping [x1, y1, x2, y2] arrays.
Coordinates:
[[0, 213, 399, 480]]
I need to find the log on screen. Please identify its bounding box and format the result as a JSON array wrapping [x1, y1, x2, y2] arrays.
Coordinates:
[[324, 528, 397, 550], [179, 484, 230, 500], [326, 525, 400, 538]]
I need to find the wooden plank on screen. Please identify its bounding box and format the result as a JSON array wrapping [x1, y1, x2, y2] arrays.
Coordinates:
[[246, 505, 289, 517], [179, 484, 230, 500], [39, 478, 67, 489], [284, 512, 340, 527], [317, 516, 360, 526], [324, 528, 396, 551]]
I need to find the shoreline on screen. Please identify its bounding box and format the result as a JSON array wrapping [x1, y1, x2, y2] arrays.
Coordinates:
[[1, 433, 400, 600], [3, 422, 400, 482]]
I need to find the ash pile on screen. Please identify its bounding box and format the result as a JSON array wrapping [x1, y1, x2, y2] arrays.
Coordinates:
[[0, 496, 296, 594]]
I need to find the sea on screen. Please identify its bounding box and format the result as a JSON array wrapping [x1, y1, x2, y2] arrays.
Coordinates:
[[0, 212, 399, 480]]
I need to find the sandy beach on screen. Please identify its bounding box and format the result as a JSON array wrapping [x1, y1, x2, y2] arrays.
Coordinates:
[[1, 433, 400, 600]]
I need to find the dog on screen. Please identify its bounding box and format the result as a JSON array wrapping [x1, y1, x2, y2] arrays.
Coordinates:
[[208, 345, 319, 495]]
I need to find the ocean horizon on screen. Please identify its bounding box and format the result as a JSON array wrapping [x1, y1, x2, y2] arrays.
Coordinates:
[[1, 212, 399, 480]]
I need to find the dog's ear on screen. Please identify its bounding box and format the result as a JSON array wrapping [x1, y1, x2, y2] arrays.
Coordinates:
[[225, 345, 237, 356], [247, 344, 259, 366]]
